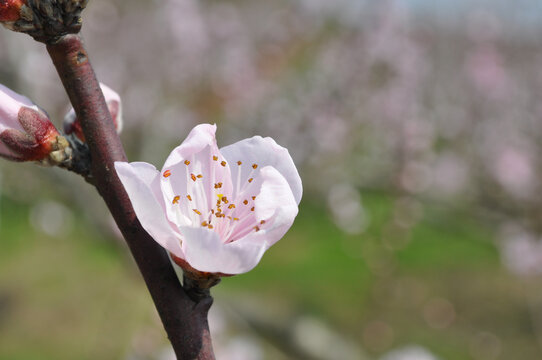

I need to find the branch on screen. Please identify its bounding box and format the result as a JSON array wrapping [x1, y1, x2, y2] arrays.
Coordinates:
[[46, 34, 215, 360]]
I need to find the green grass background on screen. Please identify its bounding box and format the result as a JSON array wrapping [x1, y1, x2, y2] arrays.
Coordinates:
[[0, 193, 539, 359]]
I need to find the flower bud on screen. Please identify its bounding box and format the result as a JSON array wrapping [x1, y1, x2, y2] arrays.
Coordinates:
[[0, 84, 70, 164], [64, 83, 123, 142], [0, 0, 27, 22], [0, 0, 87, 42]]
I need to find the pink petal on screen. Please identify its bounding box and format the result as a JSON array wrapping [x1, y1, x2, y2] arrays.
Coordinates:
[[0, 84, 35, 132], [181, 166, 298, 274], [100, 83, 123, 133], [180, 226, 267, 274], [220, 136, 302, 204], [115, 161, 184, 259], [234, 166, 298, 248], [160, 124, 233, 227], [162, 124, 217, 168]]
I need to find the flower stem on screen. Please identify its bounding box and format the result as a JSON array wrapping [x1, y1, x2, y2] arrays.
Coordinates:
[[183, 272, 222, 303], [46, 34, 215, 360]]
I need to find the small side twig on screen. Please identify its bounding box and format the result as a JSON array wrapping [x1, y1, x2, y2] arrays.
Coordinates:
[[57, 134, 92, 181]]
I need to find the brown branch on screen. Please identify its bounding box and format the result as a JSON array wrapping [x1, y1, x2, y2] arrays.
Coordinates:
[[46, 34, 215, 360]]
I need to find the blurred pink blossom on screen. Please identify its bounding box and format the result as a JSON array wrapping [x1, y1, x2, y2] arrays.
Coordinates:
[[465, 44, 510, 100], [493, 146, 534, 197], [499, 224, 542, 277]]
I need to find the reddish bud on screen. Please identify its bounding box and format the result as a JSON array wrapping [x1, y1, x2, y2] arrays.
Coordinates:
[[0, 84, 70, 164], [0, 0, 25, 22]]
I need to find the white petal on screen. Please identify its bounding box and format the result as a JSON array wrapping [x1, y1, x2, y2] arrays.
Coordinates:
[[180, 226, 267, 274], [248, 166, 298, 248], [162, 124, 217, 169], [160, 124, 233, 226], [220, 136, 302, 204], [115, 161, 184, 258]]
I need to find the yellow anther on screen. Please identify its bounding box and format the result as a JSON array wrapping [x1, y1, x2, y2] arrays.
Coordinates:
[[252, 164, 258, 169], [233, 217, 239, 221], [254, 226, 260, 232], [260, 220, 266, 224], [243, 199, 248, 205], [252, 196, 256, 200], [163, 170, 171, 178], [172, 196, 180, 204], [184, 160, 190, 165], [193, 209, 202, 215], [208, 224, 214, 229], [213, 155, 218, 161], [221, 161, 227, 167], [190, 173, 197, 181], [228, 204, 236, 209], [237, 161, 242, 165], [248, 178, 253, 183], [197, 174, 203, 178], [201, 221, 208, 227], [251, 207, 255, 212], [186, 195, 192, 201]]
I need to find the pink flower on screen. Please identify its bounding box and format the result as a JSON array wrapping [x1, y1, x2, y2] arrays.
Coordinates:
[[0, 83, 67, 163], [64, 83, 123, 142], [115, 124, 302, 275]]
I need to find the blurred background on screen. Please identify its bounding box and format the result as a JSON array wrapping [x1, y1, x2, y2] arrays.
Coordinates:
[[1, 0, 542, 359]]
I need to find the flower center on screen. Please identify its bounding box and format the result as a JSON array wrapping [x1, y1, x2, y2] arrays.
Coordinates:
[[163, 152, 266, 243]]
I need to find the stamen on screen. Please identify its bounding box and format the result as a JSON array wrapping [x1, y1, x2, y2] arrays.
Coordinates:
[[260, 220, 266, 224], [190, 173, 197, 181], [221, 161, 227, 167], [201, 221, 208, 227], [228, 204, 236, 209], [208, 224, 214, 229], [193, 209, 202, 215], [213, 155, 218, 161], [243, 200, 248, 205], [197, 174, 203, 178], [252, 196, 256, 200], [163, 170, 171, 178], [252, 164, 258, 169], [184, 160, 190, 165], [186, 195, 192, 201], [251, 207, 255, 212], [237, 161, 242, 165], [248, 178, 253, 183], [254, 226, 260, 232], [172, 196, 180, 204], [234, 218, 239, 221]]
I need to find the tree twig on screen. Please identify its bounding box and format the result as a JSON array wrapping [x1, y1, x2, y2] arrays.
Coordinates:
[[46, 34, 215, 360]]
